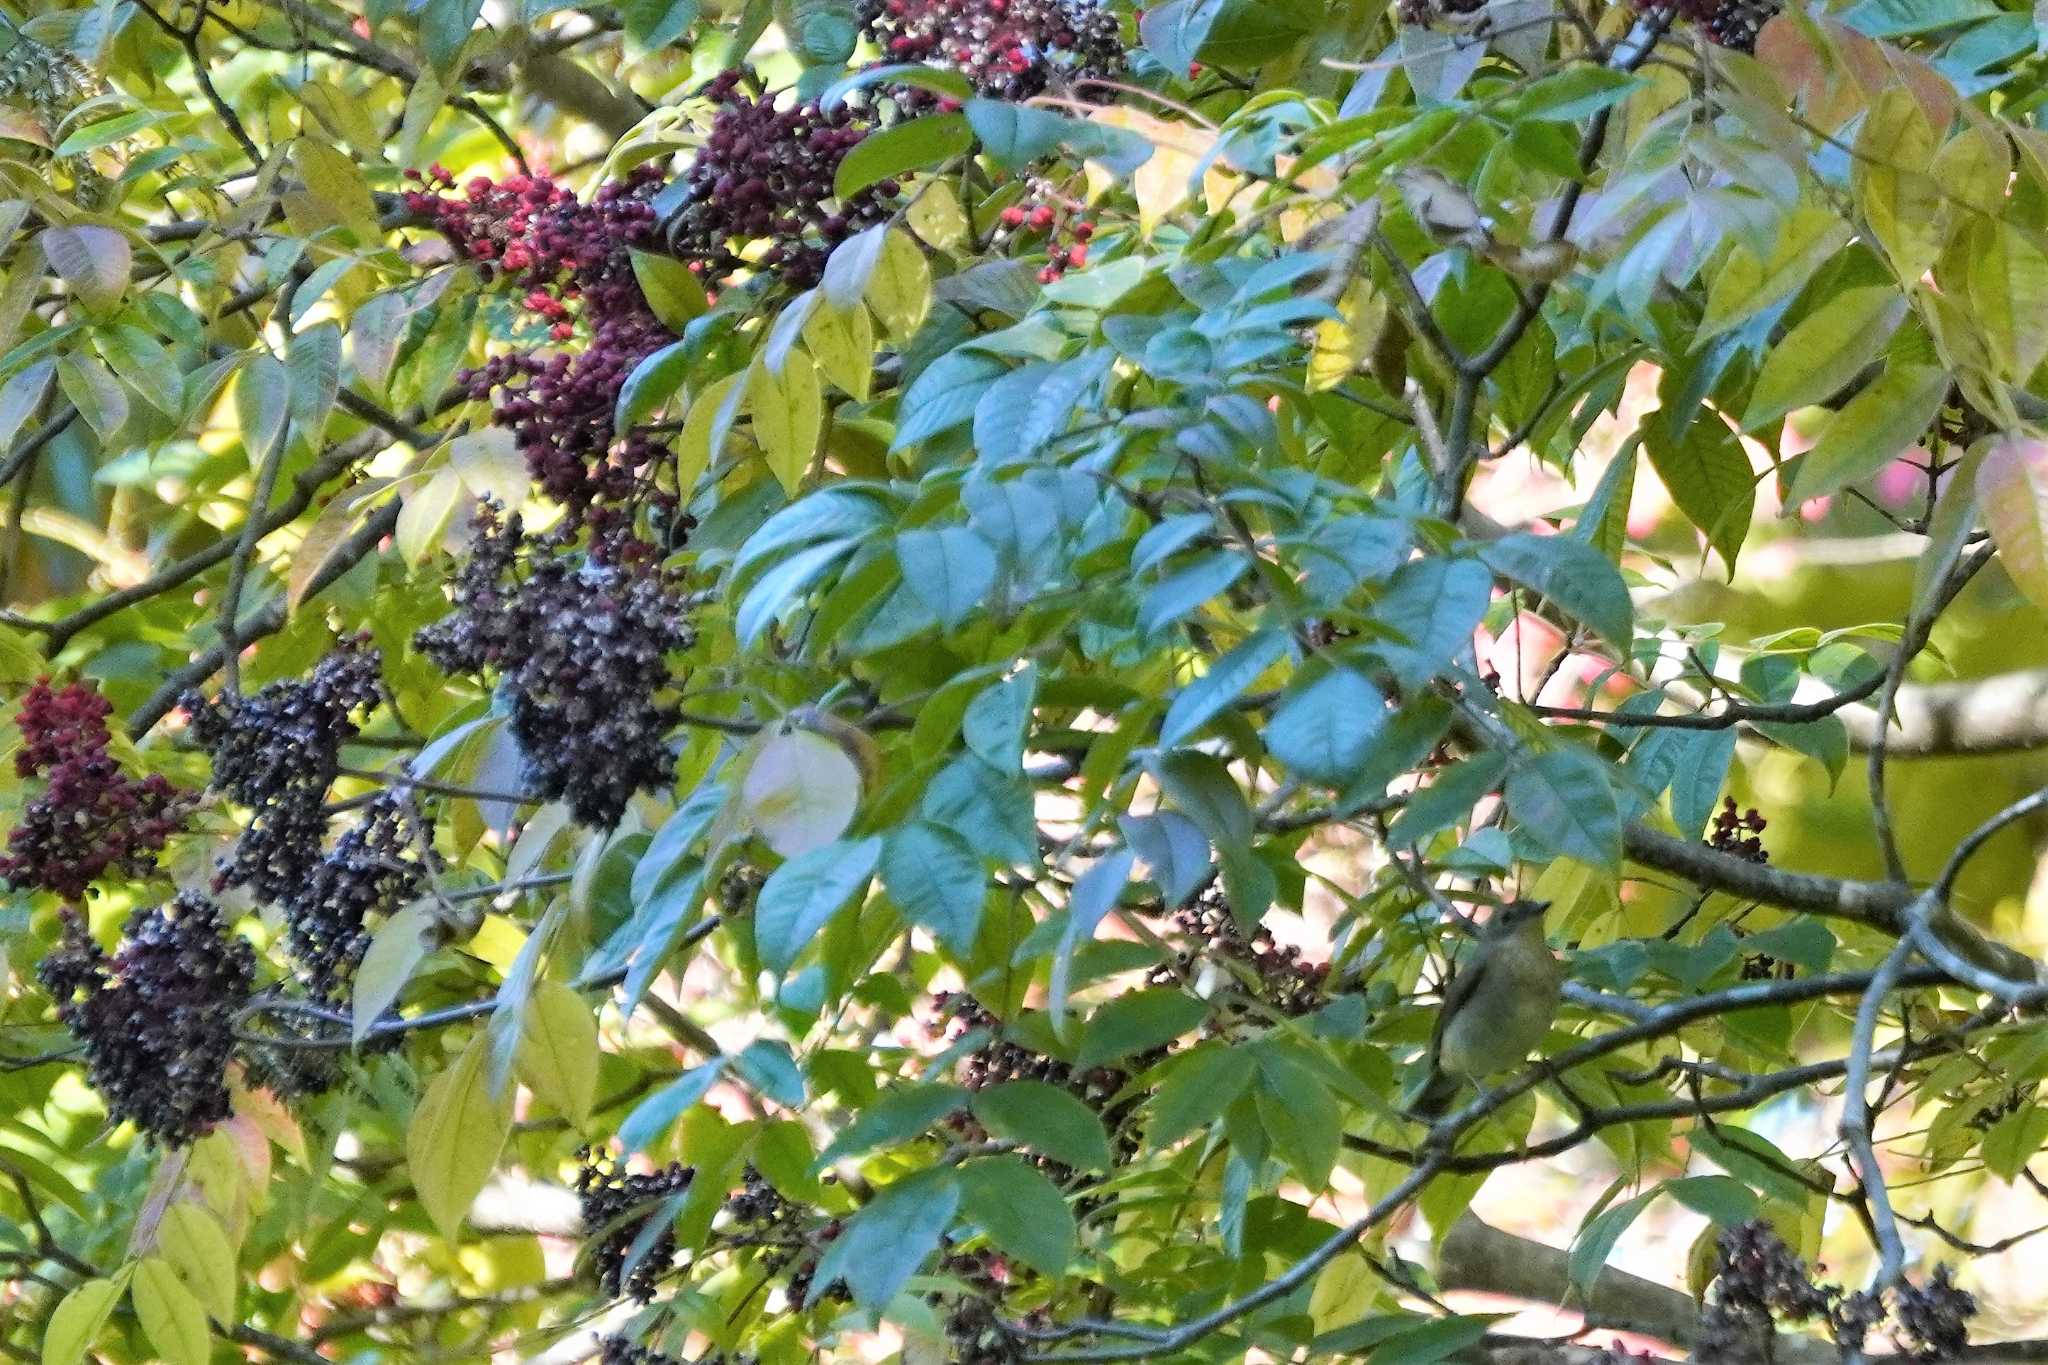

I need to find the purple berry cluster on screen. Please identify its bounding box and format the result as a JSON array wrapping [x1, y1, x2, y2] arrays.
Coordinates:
[[0, 679, 190, 898], [403, 165, 673, 512], [660, 70, 895, 289], [1646, 0, 1780, 49], [415, 507, 692, 829], [282, 790, 437, 1002], [576, 1147, 696, 1302], [183, 636, 383, 902], [1146, 885, 1328, 1017], [1710, 797, 1769, 864], [37, 895, 256, 1146], [933, 1249, 1028, 1365], [598, 1339, 687, 1365], [858, 0, 1121, 104]]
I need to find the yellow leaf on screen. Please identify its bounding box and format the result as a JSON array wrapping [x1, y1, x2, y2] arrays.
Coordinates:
[[155, 1204, 237, 1321], [1087, 106, 1239, 236], [407, 1033, 515, 1243], [1308, 1249, 1385, 1332], [748, 350, 823, 496], [907, 179, 970, 251], [866, 230, 930, 342], [1307, 280, 1385, 393], [449, 427, 528, 511], [677, 370, 747, 496], [516, 978, 600, 1127], [803, 300, 875, 400], [133, 1257, 213, 1365], [1853, 86, 1942, 283], [294, 138, 381, 246], [397, 467, 465, 565], [43, 1275, 125, 1365]]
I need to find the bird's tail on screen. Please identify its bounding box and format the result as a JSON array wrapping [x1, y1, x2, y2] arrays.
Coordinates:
[[1405, 1066, 1462, 1120]]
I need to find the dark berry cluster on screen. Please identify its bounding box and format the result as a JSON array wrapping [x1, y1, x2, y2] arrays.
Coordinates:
[[660, 70, 895, 289], [0, 679, 190, 898], [721, 1165, 846, 1305], [281, 791, 437, 1001], [1145, 885, 1328, 1017], [859, 0, 1120, 104], [996, 198, 1094, 283], [598, 1339, 687, 1365], [1700, 1222, 1973, 1362], [37, 895, 256, 1146], [1643, 0, 1780, 50], [576, 1147, 696, 1302], [716, 863, 766, 915], [404, 165, 674, 511], [932, 1249, 1026, 1365], [1710, 797, 1769, 864], [415, 507, 692, 829], [184, 637, 383, 902], [1395, 0, 1485, 22]]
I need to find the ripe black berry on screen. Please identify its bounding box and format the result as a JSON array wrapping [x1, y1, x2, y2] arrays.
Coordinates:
[[858, 0, 1121, 105], [576, 1147, 696, 1302]]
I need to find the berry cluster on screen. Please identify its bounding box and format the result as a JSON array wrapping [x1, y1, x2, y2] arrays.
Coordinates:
[[0, 679, 190, 898], [660, 70, 895, 289], [1709, 797, 1769, 864], [722, 1165, 845, 1305], [1145, 885, 1328, 1017], [857, 0, 1121, 105], [996, 199, 1094, 283], [37, 895, 256, 1146], [1395, 0, 1485, 22], [184, 637, 383, 902], [415, 507, 692, 829], [282, 791, 437, 1001], [404, 165, 673, 511], [716, 863, 766, 915], [1700, 1222, 1975, 1362], [576, 1147, 696, 1302], [598, 1339, 687, 1365], [1649, 0, 1780, 50], [933, 1249, 1026, 1365]]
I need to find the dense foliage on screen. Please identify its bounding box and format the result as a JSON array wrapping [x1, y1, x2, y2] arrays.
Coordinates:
[[6, 0, 2048, 1362]]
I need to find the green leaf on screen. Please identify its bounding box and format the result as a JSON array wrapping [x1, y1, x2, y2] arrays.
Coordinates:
[[1515, 67, 1644, 122], [755, 836, 881, 973], [1148, 1043, 1257, 1149], [1983, 1105, 2048, 1180], [623, 0, 701, 45], [971, 1081, 1116, 1171], [630, 249, 710, 330], [1077, 989, 1208, 1068], [155, 1204, 237, 1322], [1048, 847, 1136, 1034], [1784, 363, 1948, 506], [1160, 629, 1289, 748], [1140, 550, 1249, 636], [808, 1171, 960, 1310], [958, 1157, 1076, 1279], [44, 1276, 125, 1365], [1977, 434, 2048, 611], [1386, 751, 1506, 848], [95, 325, 181, 417], [734, 1039, 807, 1108], [834, 112, 973, 199], [287, 321, 343, 442], [1148, 749, 1253, 850], [616, 340, 690, 433], [1740, 287, 1905, 430], [1506, 747, 1621, 868], [1369, 557, 1492, 686], [133, 1257, 211, 1365], [1121, 810, 1212, 907], [1646, 409, 1753, 570], [881, 821, 987, 955], [406, 1034, 514, 1242], [619, 1058, 727, 1153], [1266, 666, 1386, 785], [816, 1083, 968, 1166], [516, 978, 600, 1126], [1568, 1188, 1657, 1293], [353, 899, 433, 1041], [1256, 1047, 1340, 1190], [1664, 1174, 1760, 1226], [896, 526, 998, 630], [40, 224, 129, 312], [1479, 533, 1634, 650], [57, 353, 129, 439], [1697, 205, 1850, 341]]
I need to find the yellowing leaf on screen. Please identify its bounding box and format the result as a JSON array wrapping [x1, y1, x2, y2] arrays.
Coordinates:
[[294, 138, 382, 245], [407, 1033, 515, 1243], [354, 899, 435, 1042], [44, 1275, 125, 1365], [1740, 286, 1904, 429], [907, 179, 970, 250], [1307, 280, 1386, 393], [748, 351, 823, 496], [1782, 363, 1947, 505], [1962, 219, 2048, 383], [397, 467, 465, 564], [133, 1257, 212, 1365], [803, 300, 875, 401], [1308, 1249, 1385, 1333], [155, 1203, 237, 1321], [1853, 87, 1942, 282], [866, 230, 930, 342], [517, 978, 600, 1127], [740, 726, 863, 857], [448, 427, 527, 511], [1087, 106, 1236, 235], [1698, 205, 1849, 341], [676, 370, 746, 496], [1976, 433, 2048, 611]]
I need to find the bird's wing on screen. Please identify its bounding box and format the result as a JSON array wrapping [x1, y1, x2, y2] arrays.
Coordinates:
[[1427, 944, 1489, 1065]]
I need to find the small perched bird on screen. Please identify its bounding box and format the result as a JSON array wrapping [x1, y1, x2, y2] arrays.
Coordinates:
[[1409, 899, 1562, 1119]]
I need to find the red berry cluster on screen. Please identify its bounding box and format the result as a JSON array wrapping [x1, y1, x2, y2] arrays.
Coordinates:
[[0, 679, 189, 899], [37, 895, 256, 1147], [857, 0, 1121, 105], [1709, 796, 1768, 864], [575, 1147, 696, 1303], [184, 636, 384, 902], [403, 165, 673, 512], [661, 69, 896, 289], [1646, 0, 1779, 50], [997, 200, 1094, 283], [415, 506, 693, 829]]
